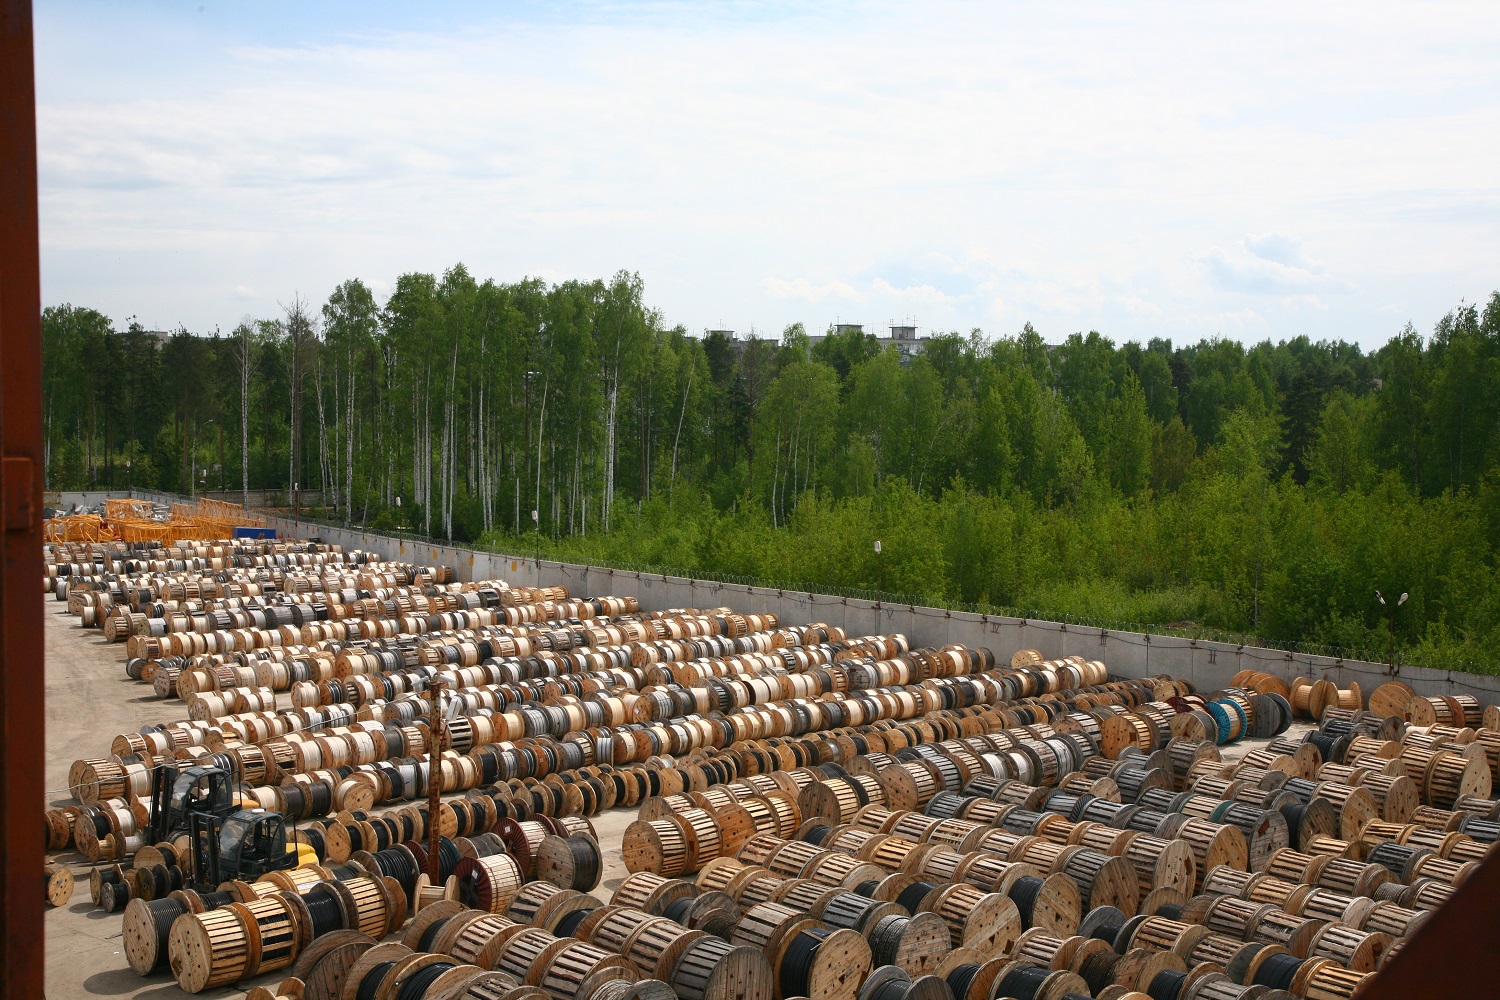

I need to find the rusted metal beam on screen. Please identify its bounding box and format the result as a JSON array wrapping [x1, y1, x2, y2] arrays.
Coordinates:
[[0, 1, 45, 996], [1357, 850, 1500, 999]]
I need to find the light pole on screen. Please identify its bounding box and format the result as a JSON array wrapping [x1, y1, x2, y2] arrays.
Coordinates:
[[1376, 590, 1408, 675], [874, 539, 882, 600]]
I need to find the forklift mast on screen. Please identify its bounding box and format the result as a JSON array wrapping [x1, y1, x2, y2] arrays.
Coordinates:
[[148, 763, 234, 845]]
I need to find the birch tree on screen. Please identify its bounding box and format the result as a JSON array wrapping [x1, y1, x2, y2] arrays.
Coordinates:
[[282, 295, 319, 516], [322, 279, 378, 521], [229, 319, 257, 507]]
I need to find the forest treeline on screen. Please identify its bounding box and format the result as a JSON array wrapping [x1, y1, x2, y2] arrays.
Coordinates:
[[40, 268, 1500, 671]]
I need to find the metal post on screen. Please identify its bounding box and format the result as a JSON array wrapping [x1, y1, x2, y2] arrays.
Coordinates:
[[0, 3, 46, 994], [425, 677, 446, 884]]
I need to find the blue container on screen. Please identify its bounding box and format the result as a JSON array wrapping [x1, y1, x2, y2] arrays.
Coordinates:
[[232, 526, 277, 539]]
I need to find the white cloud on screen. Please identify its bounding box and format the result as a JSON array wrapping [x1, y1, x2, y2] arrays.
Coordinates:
[[762, 277, 859, 303], [31, 1, 1500, 348], [1206, 309, 1269, 334], [1198, 234, 1351, 297], [1120, 294, 1163, 318], [870, 278, 954, 306], [1245, 233, 1311, 269]]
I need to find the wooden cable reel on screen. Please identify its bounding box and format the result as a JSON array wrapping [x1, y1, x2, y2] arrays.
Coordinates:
[[989, 961, 1088, 1000], [446, 913, 526, 969], [1290, 678, 1340, 721], [1308, 784, 1377, 842], [624, 916, 705, 980], [1422, 750, 1491, 807], [800, 779, 865, 825], [337, 942, 415, 1000], [1003, 873, 1081, 936], [1368, 682, 1417, 720], [513, 886, 604, 934], [538, 939, 639, 1000], [584, 907, 662, 959], [321, 874, 404, 942], [588, 981, 677, 1000], [674, 807, 725, 872], [1173, 819, 1249, 889], [536, 834, 603, 892], [123, 895, 188, 975], [613, 871, 700, 916], [245, 978, 309, 1000], [401, 898, 471, 951], [1119, 914, 1210, 957], [728, 901, 823, 994], [1305, 922, 1393, 973], [915, 883, 1021, 953], [1408, 695, 1465, 728], [622, 819, 691, 878], [493, 927, 574, 988], [455, 853, 526, 914], [237, 894, 304, 980], [638, 794, 699, 822], [1231, 671, 1292, 700], [1054, 847, 1139, 915], [1119, 834, 1196, 899], [1360, 772, 1420, 823], [168, 904, 255, 993], [1009, 926, 1087, 969], [864, 912, 951, 977], [45, 863, 74, 908], [667, 933, 775, 1000], [776, 926, 873, 1000], [817, 892, 903, 934]]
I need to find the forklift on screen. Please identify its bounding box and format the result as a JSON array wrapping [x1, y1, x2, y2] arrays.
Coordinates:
[[148, 763, 297, 887]]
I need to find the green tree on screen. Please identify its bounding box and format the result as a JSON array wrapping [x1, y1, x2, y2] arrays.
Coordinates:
[[1306, 390, 1376, 492], [1102, 371, 1153, 496], [322, 279, 379, 521], [1150, 416, 1197, 494], [752, 360, 841, 523]]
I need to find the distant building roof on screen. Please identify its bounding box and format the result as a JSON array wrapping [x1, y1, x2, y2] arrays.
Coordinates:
[[806, 321, 929, 364]]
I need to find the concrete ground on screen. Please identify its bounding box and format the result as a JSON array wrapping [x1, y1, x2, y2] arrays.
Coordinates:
[[41, 599, 1303, 999]]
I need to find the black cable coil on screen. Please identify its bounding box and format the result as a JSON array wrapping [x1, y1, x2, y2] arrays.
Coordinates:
[[396, 961, 456, 1000], [302, 889, 346, 938], [355, 960, 397, 1000]]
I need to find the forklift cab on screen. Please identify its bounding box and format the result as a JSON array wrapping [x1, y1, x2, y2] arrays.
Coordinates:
[[217, 809, 295, 881], [149, 764, 234, 844], [188, 807, 297, 886]]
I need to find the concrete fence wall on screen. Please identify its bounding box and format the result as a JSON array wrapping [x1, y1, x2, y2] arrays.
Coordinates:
[[200, 489, 325, 508], [48, 488, 320, 510], [253, 513, 1500, 705], [46, 490, 135, 510]]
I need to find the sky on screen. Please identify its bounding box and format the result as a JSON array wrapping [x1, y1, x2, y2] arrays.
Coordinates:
[[33, 0, 1500, 349]]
